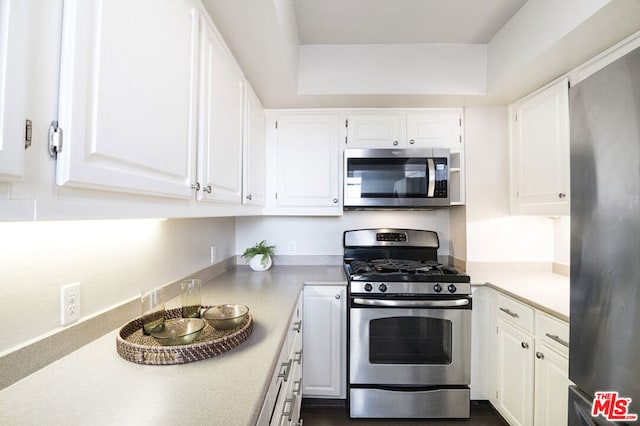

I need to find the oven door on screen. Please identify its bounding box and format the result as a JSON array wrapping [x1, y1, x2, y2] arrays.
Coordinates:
[[349, 297, 470, 386]]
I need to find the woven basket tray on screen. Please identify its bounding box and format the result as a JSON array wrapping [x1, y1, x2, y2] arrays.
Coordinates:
[[116, 306, 253, 365]]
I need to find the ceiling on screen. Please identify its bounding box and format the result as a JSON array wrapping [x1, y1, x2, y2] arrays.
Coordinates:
[[202, 0, 640, 108], [293, 0, 526, 45]]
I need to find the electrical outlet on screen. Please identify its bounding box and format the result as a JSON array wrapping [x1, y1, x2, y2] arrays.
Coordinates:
[[210, 245, 217, 264], [61, 282, 81, 326]]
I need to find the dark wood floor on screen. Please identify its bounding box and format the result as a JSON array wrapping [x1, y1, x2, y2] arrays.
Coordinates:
[[301, 400, 509, 426]]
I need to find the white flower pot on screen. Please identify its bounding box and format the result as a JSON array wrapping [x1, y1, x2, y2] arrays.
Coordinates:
[[249, 255, 272, 271]]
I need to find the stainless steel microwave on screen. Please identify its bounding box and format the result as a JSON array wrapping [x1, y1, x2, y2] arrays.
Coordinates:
[[344, 148, 450, 209]]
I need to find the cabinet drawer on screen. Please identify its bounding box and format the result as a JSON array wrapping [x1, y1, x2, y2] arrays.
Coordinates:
[[496, 294, 534, 333], [536, 312, 570, 357]]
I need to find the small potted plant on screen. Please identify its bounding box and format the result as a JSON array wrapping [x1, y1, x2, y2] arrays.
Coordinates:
[[242, 240, 276, 271]]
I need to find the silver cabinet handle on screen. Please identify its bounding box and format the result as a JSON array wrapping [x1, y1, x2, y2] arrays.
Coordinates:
[[393, 140, 399, 146], [521, 342, 529, 349], [294, 350, 302, 364], [409, 139, 415, 144], [499, 307, 520, 318], [190, 182, 200, 191], [202, 184, 212, 193], [277, 359, 292, 381], [293, 379, 302, 395], [332, 198, 338, 203], [292, 321, 302, 333], [335, 294, 341, 299], [246, 194, 252, 200], [545, 333, 570, 348], [281, 393, 297, 422], [536, 351, 545, 359]]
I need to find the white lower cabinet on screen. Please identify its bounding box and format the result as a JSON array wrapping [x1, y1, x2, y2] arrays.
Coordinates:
[[302, 285, 346, 399], [534, 313, 571, 426], [257, 293, 303, 426], [496, 316, 535, 426], [490, 290, 571, 426]]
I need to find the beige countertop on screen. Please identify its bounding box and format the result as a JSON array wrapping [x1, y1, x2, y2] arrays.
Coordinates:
[[0, 265, 347, 426], [0, 262, 570, 425], [467, 266, 570, 322]]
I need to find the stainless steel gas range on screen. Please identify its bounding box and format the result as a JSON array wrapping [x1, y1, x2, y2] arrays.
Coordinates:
[[343, 228, 472, 419]]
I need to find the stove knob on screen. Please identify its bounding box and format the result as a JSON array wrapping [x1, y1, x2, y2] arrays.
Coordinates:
[[447, 284, 457, 293], [364, 283, 373, 292], [378, 283, 387, 293], [433, 284, 442, 293]]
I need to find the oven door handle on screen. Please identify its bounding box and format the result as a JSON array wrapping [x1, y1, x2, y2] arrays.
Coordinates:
[[352, 298, 469, 308]]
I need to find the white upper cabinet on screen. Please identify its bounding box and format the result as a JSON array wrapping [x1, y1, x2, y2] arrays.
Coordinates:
[[274, 113, 341, 210], [197, 14, 244, 204], [243, 86, 266, 206], [345, 113, 405, 148], [345, 109, 462, 150], [55, 0, 199, 199], [510, 78, 570, 216], [406, 110, 462, 149], [0, 0, 27, 182]]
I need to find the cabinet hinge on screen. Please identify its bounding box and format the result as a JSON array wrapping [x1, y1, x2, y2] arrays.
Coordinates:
[[275, 192, 278, 200], [275, 120, 278, 129], [48, 120, 63, 158], [459, 118, 462, 127], [345, 119, 348, 128], [25, 119, 32, 149]]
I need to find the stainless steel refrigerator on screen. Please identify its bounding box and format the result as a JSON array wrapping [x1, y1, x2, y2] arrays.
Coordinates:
[[568, 45, 640, 425]]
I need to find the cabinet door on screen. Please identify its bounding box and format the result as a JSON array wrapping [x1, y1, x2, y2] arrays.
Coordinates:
[[198, 16, 244, 204], [511, 78, 570, 215], [276, 114, 340, 207], [302, 285, 346, 398], [243, 86, 265, 206], [56, 0, 198, 198], [0, 0, 26, 181], [534, 344, 570, 426], [496, 318, 534, 426], [346, 113, 405, 148], [406, 110, 462, 149]]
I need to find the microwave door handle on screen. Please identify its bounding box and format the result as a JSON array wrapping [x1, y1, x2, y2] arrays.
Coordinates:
[[426, 158, 436, 197], [353, 298, 469, 308]]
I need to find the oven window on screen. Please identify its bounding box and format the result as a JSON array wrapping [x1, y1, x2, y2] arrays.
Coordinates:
[[346, 158, 428, 198], [369, 316, 452, 364]]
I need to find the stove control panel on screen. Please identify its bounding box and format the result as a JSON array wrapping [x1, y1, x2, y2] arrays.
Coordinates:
[[350, 281, 471, 295]]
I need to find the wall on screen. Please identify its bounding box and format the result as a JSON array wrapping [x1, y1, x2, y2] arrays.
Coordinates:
[[464, 106, 557, 265], [0, 217, 235, 355], [236, 209, 451, 263]]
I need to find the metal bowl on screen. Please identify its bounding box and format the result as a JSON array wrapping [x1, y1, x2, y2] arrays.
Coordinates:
[[202, 304, 249, 330], [150, 318, 205, 346]]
